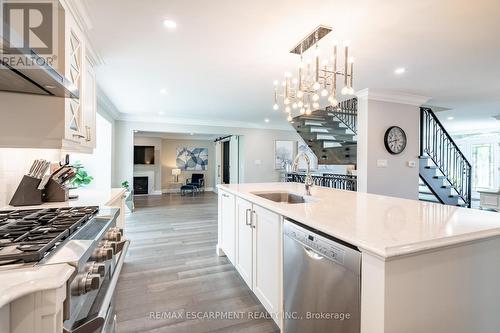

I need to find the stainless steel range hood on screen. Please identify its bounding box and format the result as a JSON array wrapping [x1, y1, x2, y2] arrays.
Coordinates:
[[0, 53, 79, 98], [0, 25, 79, 98]]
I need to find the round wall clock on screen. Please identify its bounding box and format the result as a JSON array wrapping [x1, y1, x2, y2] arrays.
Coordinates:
[[384, 126, 407, 154]]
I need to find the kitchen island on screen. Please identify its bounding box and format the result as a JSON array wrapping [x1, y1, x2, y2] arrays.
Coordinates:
[[217, 182, 500, 333]]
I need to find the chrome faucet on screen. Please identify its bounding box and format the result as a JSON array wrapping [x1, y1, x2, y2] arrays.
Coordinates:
[[292, 152, 313, 196]]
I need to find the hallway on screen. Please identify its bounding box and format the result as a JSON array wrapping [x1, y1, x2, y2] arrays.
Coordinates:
[[116, 192, 279, 333]]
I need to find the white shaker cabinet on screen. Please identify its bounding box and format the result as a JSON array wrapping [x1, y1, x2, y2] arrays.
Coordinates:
[[252, 204, 281, 317], [235, 197, 253, 288], [219, 194, 282, 327], [218, 190, 236, 264]]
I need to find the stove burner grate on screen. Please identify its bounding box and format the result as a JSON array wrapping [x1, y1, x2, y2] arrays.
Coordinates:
[[0, 206, 99, 265]]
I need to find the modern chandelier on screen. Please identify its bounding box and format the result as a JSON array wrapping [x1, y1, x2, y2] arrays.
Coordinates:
[[272, 25, 355, 122]]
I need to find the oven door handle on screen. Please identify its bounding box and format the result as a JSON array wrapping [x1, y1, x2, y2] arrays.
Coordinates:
[[64, 240, 130, 333]]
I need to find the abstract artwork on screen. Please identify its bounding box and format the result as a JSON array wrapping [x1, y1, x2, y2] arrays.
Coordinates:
[[176, 147, 208, 171], [275, 140, 296, 170]]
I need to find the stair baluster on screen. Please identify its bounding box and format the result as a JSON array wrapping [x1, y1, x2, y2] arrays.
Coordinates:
[[420, 107, 472, 207]]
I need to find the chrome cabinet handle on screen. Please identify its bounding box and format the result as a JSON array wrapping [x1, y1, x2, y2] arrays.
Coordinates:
[[251, 210, 256, 229], [85, 126, 91, 142], [222, 193, 229, 198], [245, 208, 251, 226]]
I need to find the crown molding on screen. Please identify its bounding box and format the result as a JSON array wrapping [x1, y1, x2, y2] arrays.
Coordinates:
[[96, 85, 121, 120], [356, 88, 430, 106], [117, 113, 293, 131], [62, 0, 104, 66]]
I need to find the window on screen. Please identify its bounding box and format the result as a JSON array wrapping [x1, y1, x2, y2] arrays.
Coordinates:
[[472, 144, 494, 190]]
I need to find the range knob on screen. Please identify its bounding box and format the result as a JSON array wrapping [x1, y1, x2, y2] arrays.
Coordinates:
[[99, 240, 117, 253], [105, 227, 122, 242], [86, 261, 106, 277], [72, 273, 101, 296], [91, 246, 114, 262]]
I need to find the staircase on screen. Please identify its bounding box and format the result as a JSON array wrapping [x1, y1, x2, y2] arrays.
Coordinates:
[[291, 98, 357, 165], [419, 107, 472, 207], [290, 102, 472, 208]]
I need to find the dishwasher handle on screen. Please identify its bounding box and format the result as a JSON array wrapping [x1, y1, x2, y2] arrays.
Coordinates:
[[303, 246, 324, 260]]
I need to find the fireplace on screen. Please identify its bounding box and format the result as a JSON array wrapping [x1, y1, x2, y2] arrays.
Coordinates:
[[134, 176, 148, 195]]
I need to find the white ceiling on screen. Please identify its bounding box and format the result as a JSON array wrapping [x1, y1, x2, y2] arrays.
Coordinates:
[[83, 0, 500, 132], [135, 131, 222, 141]]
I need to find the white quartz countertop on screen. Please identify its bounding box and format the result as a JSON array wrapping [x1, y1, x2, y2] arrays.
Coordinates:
[[0, 263, 74, 308], [219, 183, 500, 259], [3, 187, 126, 210]]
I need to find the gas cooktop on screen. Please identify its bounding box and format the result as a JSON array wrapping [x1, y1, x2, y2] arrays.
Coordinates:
[[0, 206, 99, 266]]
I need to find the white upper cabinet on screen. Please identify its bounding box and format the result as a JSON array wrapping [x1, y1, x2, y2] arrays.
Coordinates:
[[0, 0, 98, 153]]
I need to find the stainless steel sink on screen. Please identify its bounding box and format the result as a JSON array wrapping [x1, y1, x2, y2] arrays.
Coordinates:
[[251, 192, 313, 204]]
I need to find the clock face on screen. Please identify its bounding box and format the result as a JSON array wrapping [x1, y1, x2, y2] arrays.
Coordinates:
[[384, 126, 407, 154]]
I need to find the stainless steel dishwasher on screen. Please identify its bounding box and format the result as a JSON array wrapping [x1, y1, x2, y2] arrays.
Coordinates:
[[283, 219, 361, 333]]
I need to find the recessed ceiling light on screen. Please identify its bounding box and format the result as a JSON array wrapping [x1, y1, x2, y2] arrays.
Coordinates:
[[264, 118, 270, 123], [163, 19, 177, 29], [160, 89, 167, 94], [158, 111, 165, 116], [44, 85, 56, 89], [394, 67, 406, 75], [190, 133, 194, 135], [447, 116, 454, 120], [133, 130, 138, 133]]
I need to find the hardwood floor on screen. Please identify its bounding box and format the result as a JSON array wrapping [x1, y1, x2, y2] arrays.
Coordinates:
[[116, 192, 279, 333]]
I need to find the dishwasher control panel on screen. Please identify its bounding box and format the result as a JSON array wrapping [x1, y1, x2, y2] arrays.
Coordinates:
[[284, 219, 346, 264]]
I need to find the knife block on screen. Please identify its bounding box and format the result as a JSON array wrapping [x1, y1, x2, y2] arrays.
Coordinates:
[[9, 175, 43, 206], [44, 178, 69, 202]]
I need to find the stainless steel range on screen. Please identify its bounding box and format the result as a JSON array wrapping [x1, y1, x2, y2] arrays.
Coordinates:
[[0, 206, 129, 333]]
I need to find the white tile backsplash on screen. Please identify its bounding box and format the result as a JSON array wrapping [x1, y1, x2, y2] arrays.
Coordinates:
[[0, 148, 61, 208]]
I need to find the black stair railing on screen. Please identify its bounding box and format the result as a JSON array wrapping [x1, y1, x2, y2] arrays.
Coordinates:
[[325, 98, 358, 134], [420, 107, 472, 207], [285, 172, 357, 191]]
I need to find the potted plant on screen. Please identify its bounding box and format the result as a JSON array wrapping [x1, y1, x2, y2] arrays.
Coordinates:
[[70, 161, 93, 187]]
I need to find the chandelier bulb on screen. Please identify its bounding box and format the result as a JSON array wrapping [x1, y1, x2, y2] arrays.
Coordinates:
[[297, 90, 304, 98], [312, 93, 320, 102], [312, 102, 320, 109], [273, 103, 279, 111], [284, 97, 290, 105], [297, 100, 304, 108], [305, 109, 312, 116], [285, 106, 291, 113], [341, 86, 349, 95], [287, 114, 293, 122], [328, 96, 339, 107], [300, 108, 305, 115], [313, 82, 321, 91], [321, 88, 329, 97], [292, 102, 298, 109]]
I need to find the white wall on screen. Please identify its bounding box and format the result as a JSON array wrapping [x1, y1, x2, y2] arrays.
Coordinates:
[[0, 148, 62, 207], [71, 113, 113, 190], [113, 120, 301, 188], [133, 136, 162, 194], [357, 90, 426, 200], [161, 138, 216, 190]]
